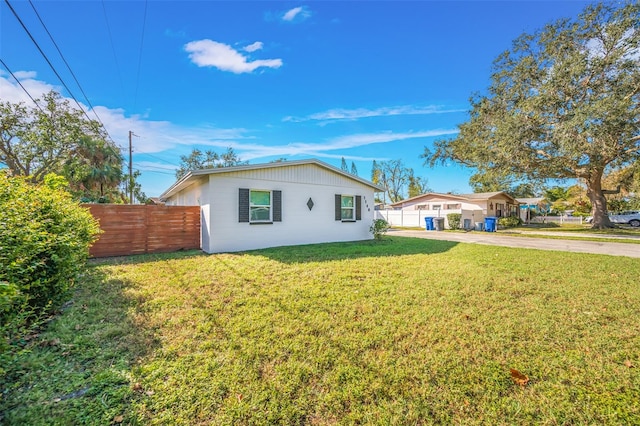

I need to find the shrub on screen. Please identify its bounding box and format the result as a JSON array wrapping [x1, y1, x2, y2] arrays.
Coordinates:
[[0, 172, 100, 355], [369, 219, 390, 240], [447, 213, 462, 230], [498, 216, 523, 228]]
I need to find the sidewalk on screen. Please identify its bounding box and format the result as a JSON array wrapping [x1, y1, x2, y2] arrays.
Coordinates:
[[389, 228, 640, 258]]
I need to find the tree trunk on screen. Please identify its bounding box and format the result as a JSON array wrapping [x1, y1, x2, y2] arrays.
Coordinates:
[[586, 171, 614, 229]]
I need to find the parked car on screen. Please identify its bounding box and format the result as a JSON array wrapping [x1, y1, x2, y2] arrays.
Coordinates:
[[586, 211, 640, 227]]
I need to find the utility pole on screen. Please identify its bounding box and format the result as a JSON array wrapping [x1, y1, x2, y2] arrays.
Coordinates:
[[128, 131, 136, 204]]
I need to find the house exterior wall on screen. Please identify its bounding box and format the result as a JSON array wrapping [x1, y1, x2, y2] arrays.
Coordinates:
[[166, 164, 376, 253], [394, 196, 486, 213]]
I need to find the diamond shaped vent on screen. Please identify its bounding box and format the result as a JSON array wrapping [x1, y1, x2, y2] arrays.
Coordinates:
[[307, 197, 314, 211]]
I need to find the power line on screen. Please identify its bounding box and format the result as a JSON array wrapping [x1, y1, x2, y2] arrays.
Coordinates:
[[4, 0, 116, 144], [138, 152, 181, 167], [133, 0, 149, 111], [100, 0, 125, 101], [27, 0, 109, 132], [0, 58, 45, 113]]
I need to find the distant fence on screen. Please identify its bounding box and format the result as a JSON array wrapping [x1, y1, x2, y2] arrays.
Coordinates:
[[83, 204, 201, 258], [375, 209, 484, 229], [530, 216, 584, 225]]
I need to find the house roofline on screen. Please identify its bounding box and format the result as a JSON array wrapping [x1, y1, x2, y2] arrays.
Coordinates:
[[389, 192, 468, 206], [389, 191, 520, 206], [159, 159, 385, 200]]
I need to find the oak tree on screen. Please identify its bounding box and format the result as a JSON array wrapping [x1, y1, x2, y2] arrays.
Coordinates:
[[422, 2, 640, 228]]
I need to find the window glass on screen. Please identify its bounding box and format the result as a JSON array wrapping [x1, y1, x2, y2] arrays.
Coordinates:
[[250, 190, 271, 221], [341, 195, 355, 220]]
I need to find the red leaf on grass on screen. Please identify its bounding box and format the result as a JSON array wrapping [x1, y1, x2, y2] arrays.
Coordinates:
[[510, 368, 529, 387]]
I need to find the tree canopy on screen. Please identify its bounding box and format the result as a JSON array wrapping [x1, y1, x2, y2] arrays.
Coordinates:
[[1, 91, 107, 181], [0, 91, 140, 202], [175, 147, 246, 179], [422, 2, 640, 228], [376, 159, 429, 203]]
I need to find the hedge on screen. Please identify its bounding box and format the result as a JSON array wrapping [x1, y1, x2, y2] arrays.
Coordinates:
[[0, 172, 100, 372]]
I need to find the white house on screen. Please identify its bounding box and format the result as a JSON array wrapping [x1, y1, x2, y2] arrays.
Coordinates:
[[377, 191, 520, 228], [160, 159, 384, 253]]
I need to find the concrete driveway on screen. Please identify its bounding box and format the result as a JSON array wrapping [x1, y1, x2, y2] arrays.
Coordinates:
[[389, 229, 640, 258]]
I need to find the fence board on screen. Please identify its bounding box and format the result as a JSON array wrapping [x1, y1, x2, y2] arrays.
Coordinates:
[[83, 204, 201, 257]]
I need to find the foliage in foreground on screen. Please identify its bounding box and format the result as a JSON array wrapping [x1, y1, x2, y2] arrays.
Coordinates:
[[2, 238, 639, 425], [0, 172, 100, 379]]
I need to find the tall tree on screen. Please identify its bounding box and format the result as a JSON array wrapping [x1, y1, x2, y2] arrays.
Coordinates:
[[350, 161, 358, 176], [63, 136, 124, 202], [468, 173, 515, 193], [422, 2, 640, 229], [378, 159, 413, 203], [371, 160, 381, 185], [0, 91, 107, 182], [407, 175, 431, 198], [175, 147, 246, 179], [340, 157, 349, 172]]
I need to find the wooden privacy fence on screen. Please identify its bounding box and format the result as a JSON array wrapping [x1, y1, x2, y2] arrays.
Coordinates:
[[83, 204, 201, 258]]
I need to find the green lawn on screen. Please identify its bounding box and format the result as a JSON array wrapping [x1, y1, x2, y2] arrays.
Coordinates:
[[2, 237, 639, 425]]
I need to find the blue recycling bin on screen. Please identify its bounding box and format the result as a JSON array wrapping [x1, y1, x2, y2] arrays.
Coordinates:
[[484, 216, 497, 232], [425, 217, 434, 231]]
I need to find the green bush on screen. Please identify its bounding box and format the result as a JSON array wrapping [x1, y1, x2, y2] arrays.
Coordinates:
[[498, 216, 523, 228], [0, 172, 100, 358], [447, 213, 462, 230], [369, 219, 390, 240]]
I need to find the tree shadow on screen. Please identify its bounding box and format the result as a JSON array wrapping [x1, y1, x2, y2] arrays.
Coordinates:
[[243, 236, 459, 264], [88, 249, 206, 266], [90, 237, 458, 266]]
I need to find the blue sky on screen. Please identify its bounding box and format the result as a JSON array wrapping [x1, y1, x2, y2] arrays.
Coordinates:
[[1, 1, 591, 197]]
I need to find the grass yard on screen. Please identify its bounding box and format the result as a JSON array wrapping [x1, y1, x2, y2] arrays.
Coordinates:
[[2, 237, 639, 425]]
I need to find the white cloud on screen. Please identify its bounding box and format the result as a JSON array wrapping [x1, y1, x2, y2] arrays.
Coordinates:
[[283, 105, 466, 123], [0, 72, 248, 155], [243, 41, 263, 52], [0, 70, 59, 106], [282, 6, 311, 22], [185, 129, 459, 162], [184, 39, 282, 74]]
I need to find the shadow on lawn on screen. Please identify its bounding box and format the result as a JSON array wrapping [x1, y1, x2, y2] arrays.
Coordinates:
[[248, 236, 459, 264], [90, 237, 459, 266], [88, 249, 206, 266], [1, 266, 161, 424]]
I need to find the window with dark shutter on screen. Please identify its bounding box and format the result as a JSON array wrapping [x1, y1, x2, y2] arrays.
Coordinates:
[[239, 188, 250, 222], [273, 190, 282, 222], [356, 195, 362, 221], [336, 194, 357, 222]]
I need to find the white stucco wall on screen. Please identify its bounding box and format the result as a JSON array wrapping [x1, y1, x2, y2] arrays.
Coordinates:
[[166, 164, 377, 253]]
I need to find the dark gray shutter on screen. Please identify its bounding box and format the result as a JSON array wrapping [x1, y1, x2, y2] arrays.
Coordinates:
[[356, 195, 362, 220], [273, 190, 282, 222], [239, 188, 249, 222], [335, 194, 341, 221]]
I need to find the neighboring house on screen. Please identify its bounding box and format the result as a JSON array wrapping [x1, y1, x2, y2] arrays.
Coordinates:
[[160, 159, 384, 253], [516, 197, 549, 222], [379, 191, 520, 228]]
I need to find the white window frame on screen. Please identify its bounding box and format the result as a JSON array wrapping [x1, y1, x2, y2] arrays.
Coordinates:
[[341, 195, 355, 221], [249, 189, 272, 223]]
